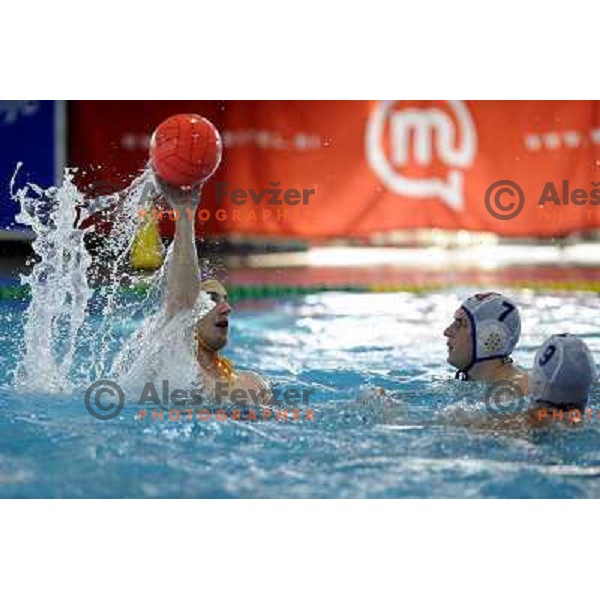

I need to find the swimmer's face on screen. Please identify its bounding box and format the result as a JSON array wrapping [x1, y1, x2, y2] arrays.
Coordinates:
[[444, 308, 472, 369], [195, 281, 231, 351]]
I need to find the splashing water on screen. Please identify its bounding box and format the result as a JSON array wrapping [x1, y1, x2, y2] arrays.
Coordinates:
[[12, 165, 95, 391], [9, 164, 212, 394]]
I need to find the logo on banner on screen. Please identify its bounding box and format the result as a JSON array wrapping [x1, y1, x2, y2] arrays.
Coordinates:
[[0, 101, 40, 126], [366, 101, 477, 210]]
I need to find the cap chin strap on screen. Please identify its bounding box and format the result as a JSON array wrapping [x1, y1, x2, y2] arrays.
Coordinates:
[[455, 355, 512, 381]]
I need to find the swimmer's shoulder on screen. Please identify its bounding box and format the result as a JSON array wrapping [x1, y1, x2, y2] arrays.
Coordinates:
[[237, 370, 270, 393], [508, 365, 529, 395]]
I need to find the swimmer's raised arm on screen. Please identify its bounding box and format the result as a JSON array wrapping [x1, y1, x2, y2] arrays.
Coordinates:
[[158, 179, 203, 319]]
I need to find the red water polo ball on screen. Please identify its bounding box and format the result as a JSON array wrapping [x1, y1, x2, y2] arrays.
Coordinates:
[[149, 114, 222, 187]]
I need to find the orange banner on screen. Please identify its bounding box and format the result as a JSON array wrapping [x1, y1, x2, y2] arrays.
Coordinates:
[[70, 100, 600, 239]]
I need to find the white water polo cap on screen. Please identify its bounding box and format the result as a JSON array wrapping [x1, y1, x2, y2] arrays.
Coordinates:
[[460, 292, 521, 371], [529, 334, 598, 407]]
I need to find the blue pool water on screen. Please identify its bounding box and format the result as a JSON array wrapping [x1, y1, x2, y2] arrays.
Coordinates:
[[1, 285, 599, 498]]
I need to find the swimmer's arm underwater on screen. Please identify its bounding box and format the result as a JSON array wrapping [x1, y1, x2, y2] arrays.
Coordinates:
[[159, 180, 203, 319]]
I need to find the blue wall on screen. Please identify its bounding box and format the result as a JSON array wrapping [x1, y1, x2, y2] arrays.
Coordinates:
[[0, 101, 63, 235]]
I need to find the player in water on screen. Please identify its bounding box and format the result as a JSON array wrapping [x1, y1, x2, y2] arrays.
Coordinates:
[[446, 333, 597, 433], [528, 333, 597, 426], [158, 178, 269, 402], [443, 292, 528, 391]]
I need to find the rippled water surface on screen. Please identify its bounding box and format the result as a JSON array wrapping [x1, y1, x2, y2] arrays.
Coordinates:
[[1, 286, 599, 498]]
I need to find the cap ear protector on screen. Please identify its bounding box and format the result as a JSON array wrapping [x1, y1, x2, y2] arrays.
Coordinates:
[[458, 292, 521, 376], [529, 333, 598, 407]]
